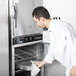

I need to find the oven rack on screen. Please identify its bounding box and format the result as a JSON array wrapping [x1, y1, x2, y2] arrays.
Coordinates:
[[19, 45, 37, 54], [19, 48, 36, 55], [15, 48, 37, 62]]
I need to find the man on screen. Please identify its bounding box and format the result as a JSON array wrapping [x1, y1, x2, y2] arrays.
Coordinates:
[[32, 6, 76, 76]]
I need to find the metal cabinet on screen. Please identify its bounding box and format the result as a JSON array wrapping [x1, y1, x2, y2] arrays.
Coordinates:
[[11, 0, 43, 37]]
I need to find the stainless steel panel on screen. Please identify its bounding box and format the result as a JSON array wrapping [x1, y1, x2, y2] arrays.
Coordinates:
[[13, 0, 42, 37], [13, 40, 43, 48], [45, 60, 66, 76], [0, 0, 9, 76], [33, 0, 43, 8]]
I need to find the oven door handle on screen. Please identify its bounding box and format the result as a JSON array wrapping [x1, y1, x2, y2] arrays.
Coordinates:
[[13, 5, 17, 28]]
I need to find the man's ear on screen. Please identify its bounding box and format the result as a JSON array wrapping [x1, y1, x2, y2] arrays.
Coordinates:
[[40, 17, 45, 22]]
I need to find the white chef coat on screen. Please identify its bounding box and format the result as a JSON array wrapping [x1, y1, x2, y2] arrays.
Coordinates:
[[44, 20, 76, 76]]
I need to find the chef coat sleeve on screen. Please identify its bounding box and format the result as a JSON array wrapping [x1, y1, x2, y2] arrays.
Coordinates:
[[44, 45, 55, 64], [44, 27, 67, 64], [66, 32, 76, 66]]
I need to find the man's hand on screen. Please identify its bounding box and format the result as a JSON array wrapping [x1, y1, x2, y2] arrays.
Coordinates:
[[34, 60, 46, 68], [70, 66, 76, 76]]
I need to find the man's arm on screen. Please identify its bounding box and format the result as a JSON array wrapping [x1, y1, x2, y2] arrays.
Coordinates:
[[70, 66, 76, 76]]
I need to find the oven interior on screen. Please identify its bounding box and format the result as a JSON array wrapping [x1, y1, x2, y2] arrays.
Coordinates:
[[15, 43, 44, 76]]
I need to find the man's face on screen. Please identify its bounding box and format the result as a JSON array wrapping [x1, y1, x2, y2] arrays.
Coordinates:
[[33, 16, 46, 28]]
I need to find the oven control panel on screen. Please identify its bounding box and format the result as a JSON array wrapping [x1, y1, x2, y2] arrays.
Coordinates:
[[13, 33, 42, 45]]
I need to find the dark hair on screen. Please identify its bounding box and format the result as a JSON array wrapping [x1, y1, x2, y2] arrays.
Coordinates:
[[32, 6, 50, 19]]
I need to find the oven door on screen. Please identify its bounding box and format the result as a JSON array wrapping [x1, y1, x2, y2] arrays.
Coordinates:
[[13, 0, 42, 37]]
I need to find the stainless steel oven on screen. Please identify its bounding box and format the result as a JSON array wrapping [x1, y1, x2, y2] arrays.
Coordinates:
[[0, 0, 44, 76], [9, 0, 44, 76], [15, 43, 44, 76], [12, 34, 44, 76]]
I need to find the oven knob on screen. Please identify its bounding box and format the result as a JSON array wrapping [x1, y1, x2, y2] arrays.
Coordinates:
[[24, 37, 29, 42], [13, 38, 19, 45], [13, 38, 17, 45], [29, 37, 33, 41]]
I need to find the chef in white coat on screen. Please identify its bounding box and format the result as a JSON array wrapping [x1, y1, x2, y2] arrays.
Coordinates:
[[32, 6, 76, 76]]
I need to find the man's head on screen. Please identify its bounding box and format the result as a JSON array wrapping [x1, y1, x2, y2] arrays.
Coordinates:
[[32, 6, 51, 28]]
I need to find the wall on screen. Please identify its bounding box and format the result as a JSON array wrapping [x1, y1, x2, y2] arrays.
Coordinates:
[[0, 0, 9, 76], [43, 0, 76, 29]]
